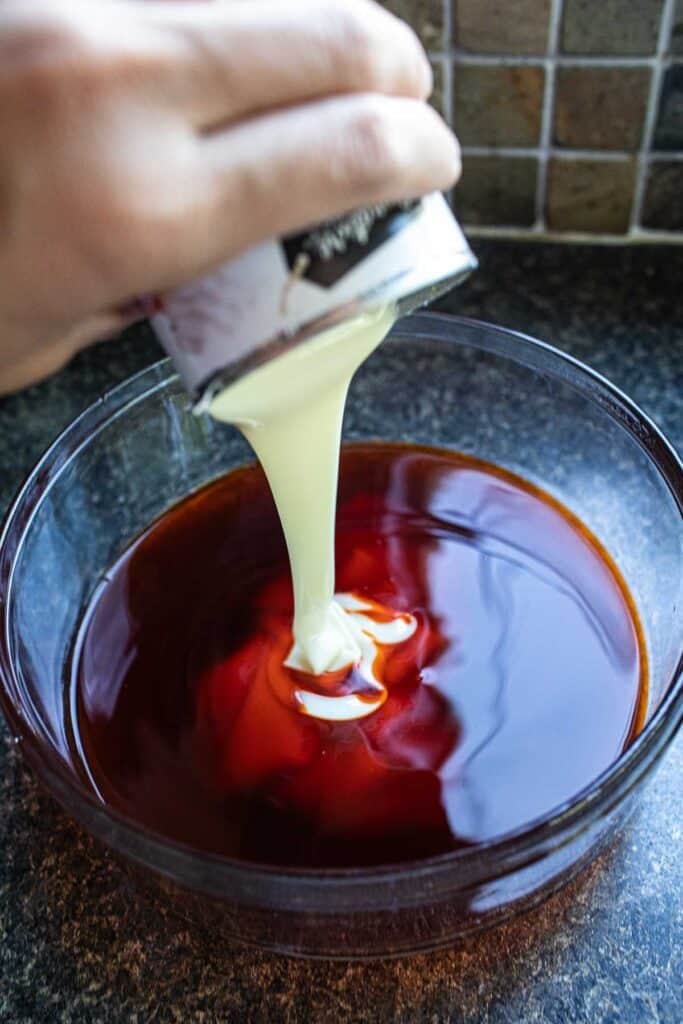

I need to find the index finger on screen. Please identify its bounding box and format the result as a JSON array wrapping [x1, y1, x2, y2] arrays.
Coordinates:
[[141, 0, 433, 130]]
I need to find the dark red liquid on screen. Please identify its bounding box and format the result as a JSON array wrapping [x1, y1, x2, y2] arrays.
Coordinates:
[[72, 444, 647, 868]]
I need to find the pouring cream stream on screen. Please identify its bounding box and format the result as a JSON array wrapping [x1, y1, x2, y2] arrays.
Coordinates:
[[208, 306, 416, 721]]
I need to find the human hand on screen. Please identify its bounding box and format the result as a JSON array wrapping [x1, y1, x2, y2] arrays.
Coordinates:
[[0, 0, 460, 392]]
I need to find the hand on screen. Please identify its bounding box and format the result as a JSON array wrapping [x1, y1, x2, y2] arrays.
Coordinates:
[[0, 0, 461, 393]]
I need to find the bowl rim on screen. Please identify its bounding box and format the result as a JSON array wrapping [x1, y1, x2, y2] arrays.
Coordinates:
[[1, 311, 681, 890]]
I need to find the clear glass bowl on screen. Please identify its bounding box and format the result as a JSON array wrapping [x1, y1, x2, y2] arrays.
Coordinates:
[[1, 313, 681, 959]]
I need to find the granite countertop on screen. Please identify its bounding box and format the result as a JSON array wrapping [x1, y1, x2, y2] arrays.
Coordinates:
[[0, 241, 681, 1023]]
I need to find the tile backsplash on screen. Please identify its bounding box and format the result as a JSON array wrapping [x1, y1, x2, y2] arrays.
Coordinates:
[[383, 0, 683, 240]]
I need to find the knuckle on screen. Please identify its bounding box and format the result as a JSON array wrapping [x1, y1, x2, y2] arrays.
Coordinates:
[[318, 0, 429, 99], [323, 2, 383, 88], [64, 164, 185, 287], [28, 6, 93, 65], [337, 98, 402, 193], [8, 7, 160, 118], [11, 14, 102, 112], [125, 177, 201, 265]]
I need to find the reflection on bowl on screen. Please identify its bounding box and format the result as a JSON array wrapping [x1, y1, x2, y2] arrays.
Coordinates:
[[1, 314, 681, 959]]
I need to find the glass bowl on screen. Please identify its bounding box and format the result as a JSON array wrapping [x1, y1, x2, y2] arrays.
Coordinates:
[[1, 313, 681, 960]]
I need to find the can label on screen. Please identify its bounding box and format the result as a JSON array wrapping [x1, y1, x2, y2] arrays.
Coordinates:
[[152, 193, 476, 401], [281, 200, 420, 287]]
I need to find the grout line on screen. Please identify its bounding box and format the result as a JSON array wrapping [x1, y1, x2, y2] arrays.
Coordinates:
[[460, 148, 683, 161], [430, 54, 449, 120], [442, 0, 451, 64], [427, 51, 665, 68], [440, 0, 453, 207], [435, 53, 455, 207], [441, 0, 453, 127], [461, 146, 635, 161], [464, 225, 683, 244], [630, 0, 678, 230], [534, 0, 564, 230]]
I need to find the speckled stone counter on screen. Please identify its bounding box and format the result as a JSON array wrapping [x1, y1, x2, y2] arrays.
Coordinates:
[[1, 242, 681, 1023]]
